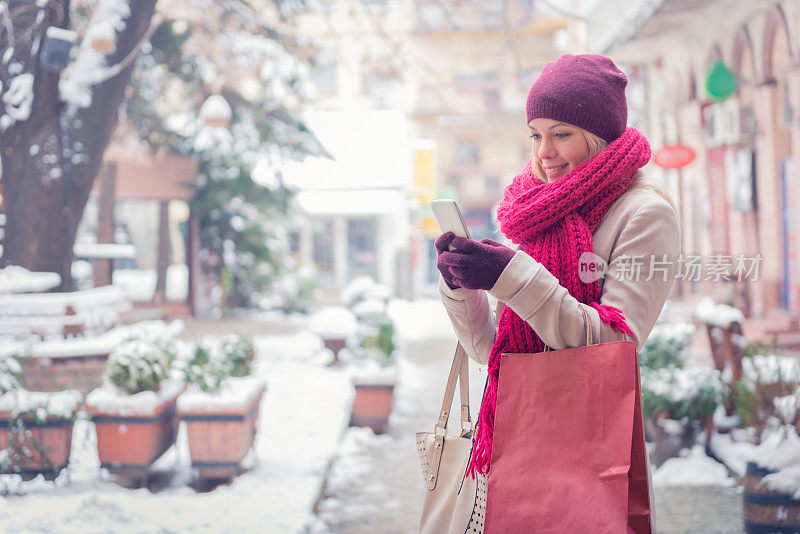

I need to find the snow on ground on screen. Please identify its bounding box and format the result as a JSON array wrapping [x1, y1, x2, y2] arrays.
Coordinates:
[[0, 331, 353, 533], [653, 445, 736, 487], [387, 297, 453, 341], [708, 431, 759, 477]]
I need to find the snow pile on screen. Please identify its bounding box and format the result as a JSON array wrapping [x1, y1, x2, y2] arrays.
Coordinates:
[[652, 445, 735, 487], [352, 367, 398, 387], [387, 298, 454, 342], [115, 319, 185, 344], [708, 431, 760, 477], [59, 0, 131, 108], [177, 375, 266, 411], [85, 379, 185, 417], [1, 73, 34, 129], [752, 425, 800, 498], [198, 95, 232, 122], [0, 265, 60, 293], [0, 389, 82, 419], [309, 306, 358, 338], [255, 332, 329, 364], [693, 297, 745, 328], [642, 365, 722, 404]]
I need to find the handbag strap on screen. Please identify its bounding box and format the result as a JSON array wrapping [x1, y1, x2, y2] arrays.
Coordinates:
[[435, 342, 472, 437]]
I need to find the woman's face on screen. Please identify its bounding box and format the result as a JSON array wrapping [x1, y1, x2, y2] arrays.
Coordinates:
[[528, 118, 591, 182]]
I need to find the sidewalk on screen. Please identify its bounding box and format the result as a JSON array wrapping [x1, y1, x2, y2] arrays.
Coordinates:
[[310, 299, 745, 534]]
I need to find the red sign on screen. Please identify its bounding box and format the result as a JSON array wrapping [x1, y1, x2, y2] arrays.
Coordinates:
[[653, 144, 696, 170]]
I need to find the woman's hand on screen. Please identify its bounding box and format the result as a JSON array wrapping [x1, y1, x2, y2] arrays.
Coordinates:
[[437, 235, 516, 291], [434, 232, 462, 289]]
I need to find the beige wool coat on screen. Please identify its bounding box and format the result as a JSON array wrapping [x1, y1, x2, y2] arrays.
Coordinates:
[[439, 188, 682, 365]]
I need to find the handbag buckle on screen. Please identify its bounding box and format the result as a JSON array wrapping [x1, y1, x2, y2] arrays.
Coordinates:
[[460, 421, 472, 437], [434, 424, 447, 437]]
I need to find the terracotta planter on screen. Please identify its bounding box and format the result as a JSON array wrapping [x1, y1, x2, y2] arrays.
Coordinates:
[[350, 374, 396, 434], [744, 461, 800, 533], [87, 385, 183, 477], [179, 382, 266, 481], [0, 412, 74, 480]]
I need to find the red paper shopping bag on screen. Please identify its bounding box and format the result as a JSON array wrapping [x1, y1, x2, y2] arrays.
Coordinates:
[[484, 341, 652, 533]]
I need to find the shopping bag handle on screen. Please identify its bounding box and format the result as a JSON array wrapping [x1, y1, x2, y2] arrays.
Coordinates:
[[434, 342, 471, 437], [542, 303, 593, 353]]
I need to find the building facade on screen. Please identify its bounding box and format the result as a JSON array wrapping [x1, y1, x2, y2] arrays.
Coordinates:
[[592, 0, 800, 320]]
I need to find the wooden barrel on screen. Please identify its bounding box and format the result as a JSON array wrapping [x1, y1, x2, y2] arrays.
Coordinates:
[[744, 462, 800, 533]]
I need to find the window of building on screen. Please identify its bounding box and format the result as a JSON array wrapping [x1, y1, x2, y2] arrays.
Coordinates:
[[310, 59, 337, 93], [312, 218, 334, 286], [348, 218, 378, 281], [456, 141, 480, 167]]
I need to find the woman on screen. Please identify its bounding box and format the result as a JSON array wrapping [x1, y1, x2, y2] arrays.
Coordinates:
[[434, 54, 681, 481]]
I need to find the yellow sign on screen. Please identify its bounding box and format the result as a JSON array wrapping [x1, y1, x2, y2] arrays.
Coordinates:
[[413, 145, 437, 205]]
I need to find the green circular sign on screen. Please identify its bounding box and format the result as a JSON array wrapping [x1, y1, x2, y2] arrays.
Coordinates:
[[705, 61, 737, 101]]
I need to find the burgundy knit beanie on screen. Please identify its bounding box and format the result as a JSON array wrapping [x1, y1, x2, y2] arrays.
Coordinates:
[[526, 54, 628, 143]]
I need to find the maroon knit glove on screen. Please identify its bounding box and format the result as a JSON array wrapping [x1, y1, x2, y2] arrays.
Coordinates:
[[435, 232, 461, 290], [438, 236, 516, 291]]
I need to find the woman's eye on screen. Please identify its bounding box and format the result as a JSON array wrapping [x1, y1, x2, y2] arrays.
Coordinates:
[[555, 132, 571, 139], [529, 133, 541, 140]]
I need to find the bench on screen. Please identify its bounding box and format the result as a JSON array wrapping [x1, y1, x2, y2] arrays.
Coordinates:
[[694, 299, 746, 382], [0, 285, 132, 341], [0, 286, 133, 394]]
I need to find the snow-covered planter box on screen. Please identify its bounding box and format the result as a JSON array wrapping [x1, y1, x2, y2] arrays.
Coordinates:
[[350, 369, 397, 435], [175, 335, 265, 481], [178, 376, 266, 481], [85, 336, 184, 478], [86, 380, 184, 478], [743, 424, 800, 532], [309, 307, 358, 365], [0, 385, 82, 480]]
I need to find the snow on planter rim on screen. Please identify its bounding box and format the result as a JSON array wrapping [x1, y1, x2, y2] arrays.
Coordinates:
[[0, 389, 83, 419], [85, 379, 185, 417], [309, 306, 357, 338], [351, 367, 398, 387], [177, 376, 267, 412]]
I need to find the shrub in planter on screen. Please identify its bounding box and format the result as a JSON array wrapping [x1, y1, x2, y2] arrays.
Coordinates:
[[339, 277, 398, 433], [638, 322, 695, 371], [86, 336, 185, 479], [176, 335, 266, 481], [732, 354, 800, 441], [0, 357, 82, 480], [641, 365, 722, 465]]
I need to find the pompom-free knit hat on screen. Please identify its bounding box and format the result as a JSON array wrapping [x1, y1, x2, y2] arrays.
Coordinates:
[[526, 54, 628, 143]]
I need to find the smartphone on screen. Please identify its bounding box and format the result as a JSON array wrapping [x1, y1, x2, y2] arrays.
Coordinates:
[[431, 199, 471, 250]]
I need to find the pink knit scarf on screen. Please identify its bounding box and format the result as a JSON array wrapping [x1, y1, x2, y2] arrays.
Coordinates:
[[467, 127, 650, 477]]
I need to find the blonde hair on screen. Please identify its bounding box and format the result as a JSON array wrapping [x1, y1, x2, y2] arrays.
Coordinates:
[[530, 128, 679, 216]]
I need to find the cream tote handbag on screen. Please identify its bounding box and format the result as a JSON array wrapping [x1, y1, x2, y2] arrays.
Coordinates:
[[416, 343, 484, 534]]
